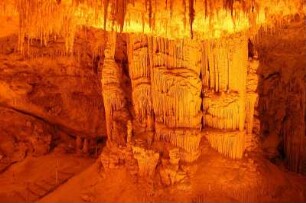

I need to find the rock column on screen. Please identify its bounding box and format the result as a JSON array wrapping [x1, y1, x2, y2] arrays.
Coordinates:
[[101, 32, 129, 146]]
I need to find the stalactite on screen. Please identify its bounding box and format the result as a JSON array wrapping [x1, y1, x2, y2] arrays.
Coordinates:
[[189, 0, 195, 38], [103, 0, 109, 30], [224, 0, 234, 15], [15, 0, 79, 54], [204, 0, 208, 17], [5, 0, 301, 52], [147, 0, 152, 28]]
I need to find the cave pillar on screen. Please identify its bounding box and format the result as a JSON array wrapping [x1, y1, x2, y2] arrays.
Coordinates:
[[151, 38, 203, 162], [101, 32, 129, 146], [127, 34, 154, 134], [245, 59, 261, 152], [202, 34, 248, 159]]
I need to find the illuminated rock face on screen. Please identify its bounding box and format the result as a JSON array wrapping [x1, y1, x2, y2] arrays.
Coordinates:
[[201, 34, 248, 158], [101, 33, 250, 162], [151, 38, 202, 162], [0, 0, 304, 178], [127, 35, 154, 132], [0, 34, 106, 138], [101, 27, 303, 170]]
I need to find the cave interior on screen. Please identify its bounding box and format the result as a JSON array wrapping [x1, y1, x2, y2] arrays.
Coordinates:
[[0, 0, 305, 202]]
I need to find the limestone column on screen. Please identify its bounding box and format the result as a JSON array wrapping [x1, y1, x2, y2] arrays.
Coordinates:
[[202, 33, 248, 159], [244, 59, 261, 152], [127, 34, 154, 133], [150, 37, 203, 162], [101, 32, 129, 146]]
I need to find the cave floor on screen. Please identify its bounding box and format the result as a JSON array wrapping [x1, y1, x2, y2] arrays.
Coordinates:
[[37, 141, 306, 203], [0, 151, 95, 202]]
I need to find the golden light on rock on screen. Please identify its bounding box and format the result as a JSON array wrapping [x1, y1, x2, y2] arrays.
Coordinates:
[[0, 0, 305, 202]]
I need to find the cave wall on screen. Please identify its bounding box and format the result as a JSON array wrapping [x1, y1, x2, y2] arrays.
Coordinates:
[[0, 29, 116, 163], [256, 20, 305, 173], [0, 34, 106, 137]]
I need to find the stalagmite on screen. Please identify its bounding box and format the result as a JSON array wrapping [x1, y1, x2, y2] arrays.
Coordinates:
[[132, 146, 159, 177]]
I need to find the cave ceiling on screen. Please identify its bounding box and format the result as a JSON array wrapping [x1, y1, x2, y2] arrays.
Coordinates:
[[0, 0, 303, 51]]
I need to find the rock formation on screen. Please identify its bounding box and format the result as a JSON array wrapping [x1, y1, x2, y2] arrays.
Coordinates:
[[101, 32, 130, 146], [0, 0, 305, 202]]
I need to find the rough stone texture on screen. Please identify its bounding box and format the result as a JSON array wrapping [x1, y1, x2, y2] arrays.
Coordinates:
[[1, 0, 302, 43], [132, 146, 159, 177], [127, 34, 154, 133], [257, 20, 305, 173], [150, 38, 203, 162], [201, 34, 248, 159], [245, 59, 261, 153], [204, 91, 241, 130], [151, 38, 202, 129], [0, 106, 53, 171], [0, 34, 107, 138], [101, 32, 130, 146]]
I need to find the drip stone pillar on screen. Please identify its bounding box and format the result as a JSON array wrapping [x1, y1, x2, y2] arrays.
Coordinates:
[[245, 59, 260, 152], [203, 33, 248, 159], [127, 34, 154, 133], [101, 32, 129, 146], [151, 37, 203, 162]]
